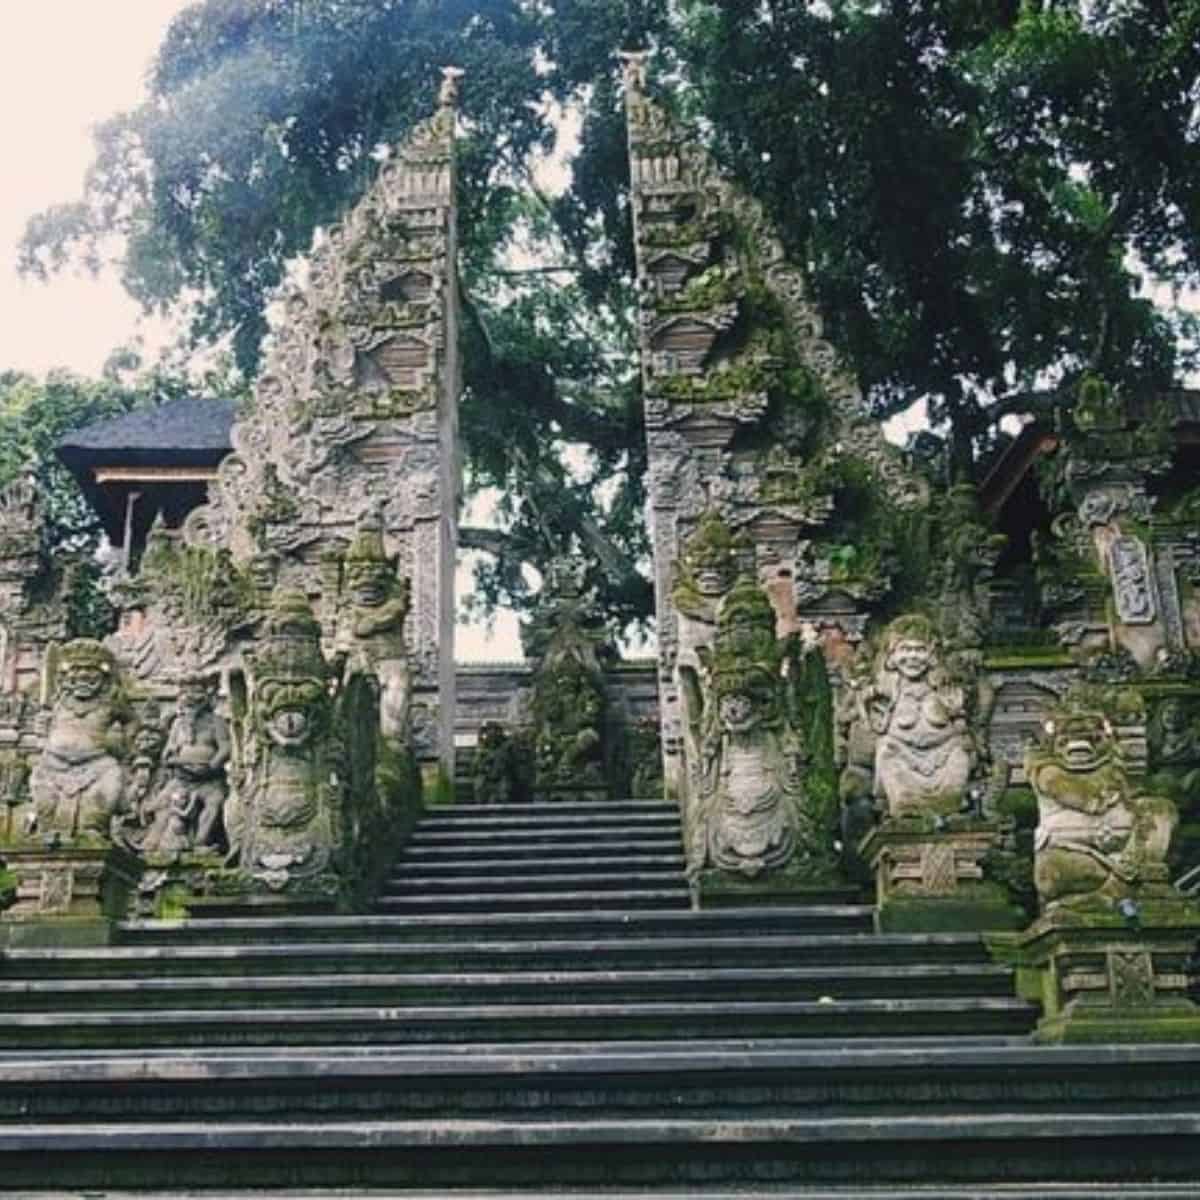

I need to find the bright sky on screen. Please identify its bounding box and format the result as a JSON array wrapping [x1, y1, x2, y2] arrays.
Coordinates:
[[0, 4, 187, 376]]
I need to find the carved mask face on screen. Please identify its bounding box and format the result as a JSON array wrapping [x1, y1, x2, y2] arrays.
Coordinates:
[[1052, 715, 1113, 773], [695, 565, 733, 597], [1160, 700, 1188, 733], [64, 665, 108, 701], [348, 565, 389, 607], [267, 707, 312, 748], [179, 685, 208, 714], [891, 638, 934, 682], [718, 691, 759, 733]]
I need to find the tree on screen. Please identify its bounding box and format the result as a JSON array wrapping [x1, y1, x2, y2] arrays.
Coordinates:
[[21, 0, 1200, 624], [675, 0, 1200, 474]]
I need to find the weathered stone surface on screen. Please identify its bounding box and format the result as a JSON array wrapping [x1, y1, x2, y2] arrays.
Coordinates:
[[622, 56, 925, 886], [27, 639, 130, 844], [860, 818, 1024, 933], [1026, 688, 1175, 916]]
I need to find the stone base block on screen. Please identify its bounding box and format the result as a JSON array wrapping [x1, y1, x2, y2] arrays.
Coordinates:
[[860, 818, 1025, 933], [0, 844, 141, 946], [133, 858, 342, 919], [1013, 900, 1200, 1043], [693, 867, 859, 909]]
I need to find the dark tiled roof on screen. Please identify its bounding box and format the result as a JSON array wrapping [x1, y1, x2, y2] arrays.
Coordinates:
[[58, 396, 235, 456]]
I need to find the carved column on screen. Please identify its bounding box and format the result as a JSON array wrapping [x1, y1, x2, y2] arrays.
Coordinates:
[[621, 56, 925, 892], [180, 72, 463, 786]]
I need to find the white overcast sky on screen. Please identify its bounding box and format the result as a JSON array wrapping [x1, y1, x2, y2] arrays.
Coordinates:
[[0, 3, 188, 377]]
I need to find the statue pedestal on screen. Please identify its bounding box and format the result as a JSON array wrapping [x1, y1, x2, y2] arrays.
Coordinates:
[[132, 858, 343, 919], [0, 844, 141, 947], [860, 818, 1025, 933], [1012, 900, 1200, 1043]]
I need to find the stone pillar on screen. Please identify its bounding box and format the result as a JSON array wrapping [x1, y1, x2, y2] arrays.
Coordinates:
[[180, 72, 463, 786], [620, 55, 926, 890], [859, 818, 1024, 933], [0, 846, 141, 947]]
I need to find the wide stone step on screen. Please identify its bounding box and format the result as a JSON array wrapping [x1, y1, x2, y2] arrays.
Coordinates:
[[373, 888, 691, 913], [398, 838, 684, 863], [426, 801, 680, 820], [407, 826, 683, 850], [116, 906, 877, 945], [0, 1105, 1195, 1191], [0, 996, 1037, 1050], [0, 1040, 1190, 1126], [381, 869, 687, 895], [9, 1189, 1191, 1200], [0, 963, 1016, 1011], [4, 932, 993, 979], [415, 812, 681, 834], [390, 853, 686, 877]]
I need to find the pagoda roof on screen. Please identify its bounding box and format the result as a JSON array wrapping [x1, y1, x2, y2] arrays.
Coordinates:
[[57, 396, 235, 468]]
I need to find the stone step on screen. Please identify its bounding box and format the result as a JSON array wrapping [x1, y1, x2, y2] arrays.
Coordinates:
[[390, 852, 687, 877], [0, 996, 1038, 1051], [0, 963, 1017, 1011], [426, 801, 680, 820], [117, 906, 877, 945], [4, 933, 994, 979], [398, 838, 684, 863], [406, 827, 682, 849], [14, 1189, 1195, 1200], [0, 1040, 1188, 1126], [0, 1105, 1194, 1191], [414, 812, 681, 833], [372, 888, 692, 913], [381, 869, 687, 895]]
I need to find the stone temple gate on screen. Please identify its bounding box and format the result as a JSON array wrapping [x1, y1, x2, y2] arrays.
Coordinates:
[[7, 64, 1200, 1193], [1, 65, 1200, 1056]]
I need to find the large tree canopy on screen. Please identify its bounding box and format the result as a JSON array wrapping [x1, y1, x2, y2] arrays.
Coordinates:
[[20, 0, 1200, 625]]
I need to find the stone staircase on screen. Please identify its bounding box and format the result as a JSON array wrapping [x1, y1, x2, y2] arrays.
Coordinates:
[[2, 800, 1200, 1194]]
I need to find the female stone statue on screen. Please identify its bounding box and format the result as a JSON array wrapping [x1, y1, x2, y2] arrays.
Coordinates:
[[865, 615, 973, 817]]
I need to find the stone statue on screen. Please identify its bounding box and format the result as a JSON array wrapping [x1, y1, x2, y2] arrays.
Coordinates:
[[673, 513, 748, 820], [336, 509, 411, 747], [235, 592, 343, 886], [688, 576, 826, 879], [523, 553, 613, 800], [1027, 690, 1176, 913], [142, 675, 230, 856], [1148, 696, 1200, 802], [28, 639, 129, 841], [531, 654, 607, 795], [864, 615, 973, 818], [472, 722, 527, 805]]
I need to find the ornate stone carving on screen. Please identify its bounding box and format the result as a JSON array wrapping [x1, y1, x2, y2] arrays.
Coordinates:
[[472, 722, 529, 805], [27, 640, 130, 843], [334, 508, 412, 749], [230, 592, 344, 889], [523, 557, 611, 801], [1026, 688, 1176, 914], [1108, 535, 1157, 625], [686, 576, 833, 881], [140, 675, 230, 857], [864, 615, 974, 818]]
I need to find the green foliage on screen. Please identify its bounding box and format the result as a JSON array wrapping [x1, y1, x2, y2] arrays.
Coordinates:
[[675, 0, 1200, 472], [0, 370, 145, 554]]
